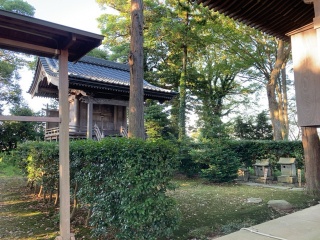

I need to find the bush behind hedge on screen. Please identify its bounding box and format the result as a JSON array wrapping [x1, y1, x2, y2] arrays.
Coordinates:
[[190, 140, 241, 182]]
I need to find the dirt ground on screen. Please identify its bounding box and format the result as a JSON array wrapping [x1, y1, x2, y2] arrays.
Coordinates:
[[0, 177, 58, 240]]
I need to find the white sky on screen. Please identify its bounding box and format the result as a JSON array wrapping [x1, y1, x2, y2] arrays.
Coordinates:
[[18, 0, 116, 112]]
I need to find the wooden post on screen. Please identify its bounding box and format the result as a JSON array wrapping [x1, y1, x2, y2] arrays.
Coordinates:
[[57, 49, 71, 240], [87, 102, 93, 139], [74, 96, 80, 132], [114, 106, 118, 131]]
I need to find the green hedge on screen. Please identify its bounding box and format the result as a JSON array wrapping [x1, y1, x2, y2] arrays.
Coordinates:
[[178, 140, 304, 179], [227, 140, 304, 169], [14, 138, 180, 240]]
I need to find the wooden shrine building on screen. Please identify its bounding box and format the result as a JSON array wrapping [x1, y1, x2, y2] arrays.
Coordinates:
[[28, 56, 177, 140]]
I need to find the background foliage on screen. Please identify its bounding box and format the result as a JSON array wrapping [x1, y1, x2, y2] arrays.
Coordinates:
[[179, 140, 304, 178]]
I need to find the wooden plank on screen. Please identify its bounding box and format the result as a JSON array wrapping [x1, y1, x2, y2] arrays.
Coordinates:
[[0, 116, 60, 122]]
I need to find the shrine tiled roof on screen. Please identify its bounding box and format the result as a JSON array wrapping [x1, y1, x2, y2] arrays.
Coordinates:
[[28, 56, 177, 102]]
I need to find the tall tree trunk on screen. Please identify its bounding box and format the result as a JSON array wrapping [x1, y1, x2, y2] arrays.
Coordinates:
[[267, 40, 290, 140], [280, 65, 289, 140], [302, 127, 320, 196], [179, 45, 187, 140], [128, 0, 145, 139], [267, 82, 282, 140]]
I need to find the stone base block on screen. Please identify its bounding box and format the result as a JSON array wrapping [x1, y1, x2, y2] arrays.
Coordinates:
[[277, 176, 297, 184], [55, 233, 75, 240], [253, 177, 272, 184]]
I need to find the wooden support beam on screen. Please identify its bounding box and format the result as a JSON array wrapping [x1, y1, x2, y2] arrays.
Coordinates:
[[0, 116, 60, 122], [0, 37, 60, 57], [58, 49, 71, 240], [80, 96, 129, 106]]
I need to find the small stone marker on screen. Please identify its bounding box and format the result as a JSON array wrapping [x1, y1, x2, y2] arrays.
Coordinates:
[[298, 169, 302, 187], [247, 197, 263, 204], [263, 168, 268, 184], [267, 200, 293, 212]]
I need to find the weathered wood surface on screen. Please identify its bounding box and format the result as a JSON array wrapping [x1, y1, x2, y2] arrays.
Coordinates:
[[291, 26, 320, 126]]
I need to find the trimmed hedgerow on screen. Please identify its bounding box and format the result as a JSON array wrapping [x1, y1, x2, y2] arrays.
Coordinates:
[[71, 138, 180, 239], [14, 138, 180, 240], [227, 140, 304, 169]]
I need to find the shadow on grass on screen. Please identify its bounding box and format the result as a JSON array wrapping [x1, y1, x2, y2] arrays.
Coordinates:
[[0, 177, 58, 240], [170, 178, 320, 239]]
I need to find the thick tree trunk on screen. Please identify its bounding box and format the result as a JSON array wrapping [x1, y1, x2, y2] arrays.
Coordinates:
[[280, 66, 289, 140], [128, 0, 145, 139], [267, 40, 290, 140], [302, 127, 320, 196], [179, 45, 187, 140]]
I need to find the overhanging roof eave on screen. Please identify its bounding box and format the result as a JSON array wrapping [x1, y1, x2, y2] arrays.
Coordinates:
[[195, 0, 315, 41], [0, 9, 104, 61]]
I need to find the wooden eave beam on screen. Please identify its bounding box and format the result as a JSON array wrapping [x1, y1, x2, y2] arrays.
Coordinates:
[[0, 37, 60, 57], [61, 33, 77, 50], [0, 116, 60, 122]]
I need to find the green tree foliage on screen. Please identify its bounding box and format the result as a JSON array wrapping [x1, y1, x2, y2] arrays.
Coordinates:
[[234, 111, 273, 140], [96, 1, 217, 139], [0, 0, 34, 15], [213, 22, 291, 140], [0, 0, 35, 112], [96, 1, 287, 141], [86, 48, 109, 59], [0, 0, 35, 53], [144, 103, 174, 140], [0, 106, 44, 151]]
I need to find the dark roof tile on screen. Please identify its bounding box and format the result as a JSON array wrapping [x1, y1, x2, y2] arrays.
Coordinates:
[[29, 56, 177, 101]]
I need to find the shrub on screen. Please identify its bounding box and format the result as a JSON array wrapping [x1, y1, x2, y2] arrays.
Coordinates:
[[15, 138, 181, 240], [177, 139, 203, 177], [73, 138, 180, 239], [15, 141, 59, 192], [191, 140, 241, 183]]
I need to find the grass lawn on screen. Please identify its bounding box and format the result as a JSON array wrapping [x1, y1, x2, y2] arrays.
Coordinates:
[[170, 179, 319, 239], [0, 160, 319, 240]]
